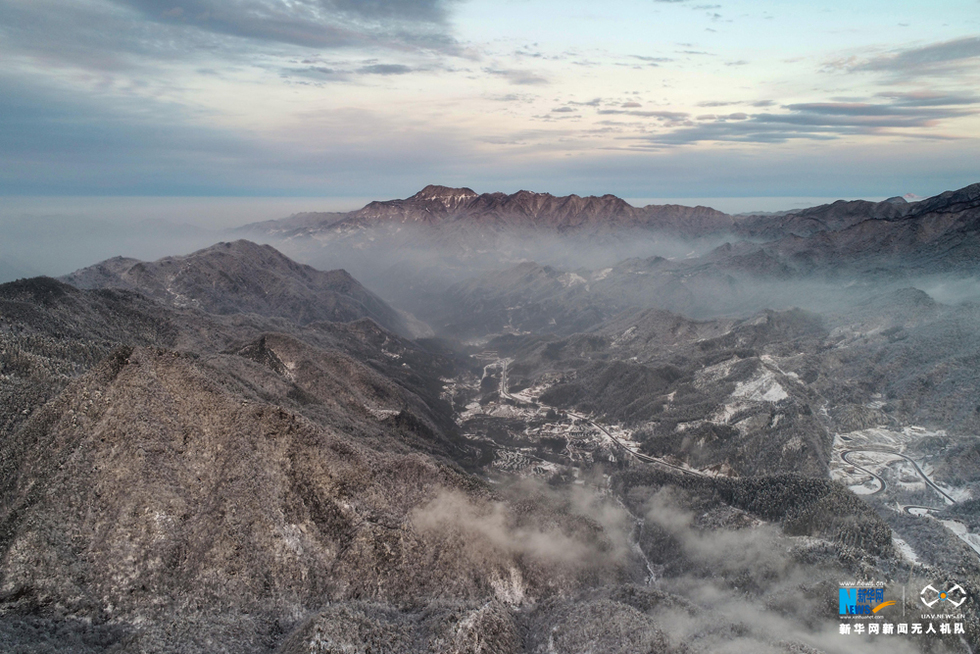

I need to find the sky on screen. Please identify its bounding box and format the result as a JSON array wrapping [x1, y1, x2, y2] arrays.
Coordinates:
[[2, 0, 980, 202]]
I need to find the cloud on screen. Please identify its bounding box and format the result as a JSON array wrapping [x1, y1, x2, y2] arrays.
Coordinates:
[[329, 0, 459, 22], [411, 483, 633, 576], [0, 72, 480, 196], [116, 0, 460, 43], [630, 55, 672, 66], [511, 134, 979, 199], [598, 109, 690, 121], [0, 0, 190, 73], [0, 1, 977, 203], [633, 97, 978, 145], [874, 90, 980, 107], [486, 93, 538, 103], [281, 59, 430, 82], [698, 99, 773, 109], [569, 98, 604, 107], [783, 101, 973, 119], [828, 36, 980, 79], [636, 489, 920, 654], [358, 63, 414, 75], [0, 74, 263, 194], [484, 68, 549, 86], [0, 0, 465, 80], [282, 65, 348, 82]]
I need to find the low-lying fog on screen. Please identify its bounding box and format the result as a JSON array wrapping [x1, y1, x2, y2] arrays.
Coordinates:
[[1, 194, 880, 281], [4, 197, 979, 330], [0, 197, 365, 281]]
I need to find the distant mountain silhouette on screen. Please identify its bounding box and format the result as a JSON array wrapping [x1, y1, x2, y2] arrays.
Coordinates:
[[243, 184, 734, 238]]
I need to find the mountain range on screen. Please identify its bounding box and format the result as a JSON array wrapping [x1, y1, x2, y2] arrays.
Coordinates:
[[243, 184, 735, 238], [3, 182, 980, 653], [235, 182, 980, 334], [242, 182, 980, 270]]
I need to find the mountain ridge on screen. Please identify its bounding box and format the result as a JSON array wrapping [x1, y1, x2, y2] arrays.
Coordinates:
[[241, 181, 980, 242], [61, 240, 413, 336], [4, 230, 980, 652], [243, 184, 735, 237]]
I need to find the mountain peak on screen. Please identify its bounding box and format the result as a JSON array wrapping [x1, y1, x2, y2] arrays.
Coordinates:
[[61, 240, 409, 334], [411, 185, 479, 202], [513, 189, 551, 198], [205, 239, 275, 252]]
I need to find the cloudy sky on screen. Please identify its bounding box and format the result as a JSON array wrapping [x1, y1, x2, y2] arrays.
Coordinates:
[[2, 0, 979, 200]]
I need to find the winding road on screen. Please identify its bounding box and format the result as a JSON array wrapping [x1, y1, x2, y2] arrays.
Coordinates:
[[839, 450, 886, 496], [840, 446, 956, 506], [494, 359, 954, 492]]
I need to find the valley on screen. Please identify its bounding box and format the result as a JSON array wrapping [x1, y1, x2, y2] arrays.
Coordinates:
[[3, 182, 980, 653]]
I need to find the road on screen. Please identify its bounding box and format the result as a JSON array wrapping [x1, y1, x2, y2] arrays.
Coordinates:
[[840, 450, 886, 495], [498, 358, 706, 478], [840, 447, 956, 505], [495, 358, 965, 498]]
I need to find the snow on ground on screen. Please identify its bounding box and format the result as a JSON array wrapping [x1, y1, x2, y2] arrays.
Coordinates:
[[711, 403, 738, 424], [694, 357, 739, 388], [829, 427, 965, 505], [829, 425, 979, 556], [891, 533, 922, 564], [488, 404, 530, 419], [509, 378, 556, 404], [460, 402, 483, 420], [836, 425, 947, 450], [702, 362, 802, 424], [611, 326, 637, 348], [849, 480, 882, 496], [558, 272, 588, 288], [759, 354, 801, 381], [940, 484, 973, 503], [940, 520, 980, 557], [732, 371, 788, 402]]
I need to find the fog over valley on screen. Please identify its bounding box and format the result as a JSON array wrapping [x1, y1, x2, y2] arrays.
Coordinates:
[[4, 0, 980, 649], [3, 182, 980, 652]]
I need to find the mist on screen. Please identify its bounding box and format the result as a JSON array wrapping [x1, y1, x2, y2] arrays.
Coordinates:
[[4, 183, 980, 653], [0, 197, 365, 283], [247, 224, 976, 344], [638, 488, 918, 654]]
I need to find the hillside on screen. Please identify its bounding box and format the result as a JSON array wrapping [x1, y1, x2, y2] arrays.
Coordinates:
[[62, 240, 412, 336], [4, 251, 960, 653]]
